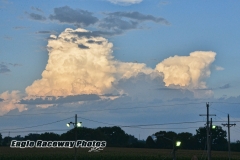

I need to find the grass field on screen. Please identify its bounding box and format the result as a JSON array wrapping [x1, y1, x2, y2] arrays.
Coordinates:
[[0, 147, 240, 160]]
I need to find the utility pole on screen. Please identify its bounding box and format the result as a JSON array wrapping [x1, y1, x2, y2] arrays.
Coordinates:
[[66, 114, 81, 160], [209, 118, 213, 159], [75, 114, 77, 160], [222, 114, 236, 160], [199, 102, 216, 160], [172, 137, 176, 160]]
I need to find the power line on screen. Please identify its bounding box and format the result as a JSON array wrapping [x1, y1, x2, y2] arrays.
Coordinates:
[[210, 106, 228, 115], [0, 116, 73, 132], [0, 102, 205, 117], [77, 116, 203, 129], [0, 118, 207, 133], [210, 116, 240, 139], [77, 116, 117, 126], [1, 101, 239, 118], [129, 120, 239, 128], [131, 126, 199, 130], [0, 127, 200, 134], [210, 108, 240, 132], [1, 111, 240, 133], [120, 121, 207, 128], [210, 102, 240, 105], [0, 118, 239, 138], [0, 129, 70, 134]]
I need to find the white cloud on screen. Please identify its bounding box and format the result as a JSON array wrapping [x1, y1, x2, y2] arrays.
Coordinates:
[[215, 65, 224, 71], [0, 90, 26, 116], [107, 0, 142, 5], [155, 51, 216, 89]]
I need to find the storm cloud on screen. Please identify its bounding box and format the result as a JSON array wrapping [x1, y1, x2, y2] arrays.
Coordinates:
[[49, 6, 98, 27], [98, 11, 170, 35]]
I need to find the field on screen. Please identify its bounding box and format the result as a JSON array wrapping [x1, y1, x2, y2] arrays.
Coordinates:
[[0, 147, 240, 160]]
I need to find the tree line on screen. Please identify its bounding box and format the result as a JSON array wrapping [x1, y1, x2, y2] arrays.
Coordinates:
[[0, 125, 239, 151]]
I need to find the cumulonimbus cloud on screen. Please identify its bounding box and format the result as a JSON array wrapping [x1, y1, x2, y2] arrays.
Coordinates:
[[25, 28, 152, 97], [25, 28, 217, 98]]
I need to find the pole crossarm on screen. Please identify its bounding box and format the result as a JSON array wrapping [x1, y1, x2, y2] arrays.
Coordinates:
[[199, 114, 216, 116], [222, 123, 236, 127]]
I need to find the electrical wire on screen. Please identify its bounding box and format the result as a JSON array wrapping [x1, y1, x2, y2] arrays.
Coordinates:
[[77, 116, 117, 126], [0, 116, 73, 132], [0, 102, 205, 117], [127, 126, 199, 130], [0, 127, 200, 134], [0, 101, 239, 136], [210, 106, 228, 115], [214, 116, 240, 134], [1, 114, 240, 133], [210, 102, 240, 105], [119, 121, 240, 128], [0, 129, 70, 134], [207, 105, 240, 133], [0, 102, 239, 118], [75, 116, 207, 128]]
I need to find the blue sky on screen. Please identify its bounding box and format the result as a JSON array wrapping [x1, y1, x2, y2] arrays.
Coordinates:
[[1, 0, 240, 142]]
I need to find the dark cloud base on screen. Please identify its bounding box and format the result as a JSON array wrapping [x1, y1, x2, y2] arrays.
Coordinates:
[[19, 94, 100, 105]]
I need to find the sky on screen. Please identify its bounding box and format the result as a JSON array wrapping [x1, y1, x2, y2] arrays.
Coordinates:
[[1, 0, 240, 142]]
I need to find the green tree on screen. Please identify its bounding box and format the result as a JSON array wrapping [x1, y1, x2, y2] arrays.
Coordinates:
[[13, 135, 23, 141], [146, 131, 178, 149], [157, 131, 177, 149], [39, 132, 60, 141], [194, 126, 227, 151], [177, 132, 193, 149], [60, 126, 133, 147], [2, 136, 12, 146], [194, 127, 207, 149], [98, 126, 129, 147], [127, 134, 139, 147], [24, 133, 40, 141], [231, 140, 240, 152], [61, 127, 105, 141], [146, 136, 156, 148], [0, 133, 2, 146], [187, 136, 200, 150], [210, 126, 227, 150]]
